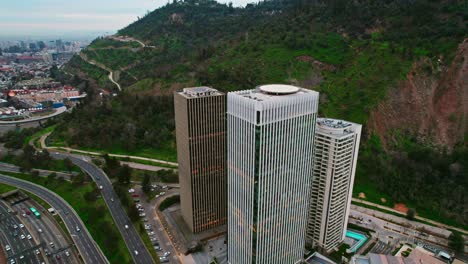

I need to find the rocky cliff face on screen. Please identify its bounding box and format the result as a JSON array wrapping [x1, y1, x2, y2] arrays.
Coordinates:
[[368, 39, 468, 150]]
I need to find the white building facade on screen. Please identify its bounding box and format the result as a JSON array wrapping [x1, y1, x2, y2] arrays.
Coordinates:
[[306, 118, 362, 251], [227, 85, 319, 264]]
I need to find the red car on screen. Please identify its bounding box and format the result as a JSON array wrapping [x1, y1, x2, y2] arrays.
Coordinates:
[[132, 194, 139, 197], [25, 209, 31, 215]]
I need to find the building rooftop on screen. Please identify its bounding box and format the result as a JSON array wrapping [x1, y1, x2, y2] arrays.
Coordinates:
[[234, 84, 317, 102], [316, 118, 361, 137], [178, 86, 223, 98]]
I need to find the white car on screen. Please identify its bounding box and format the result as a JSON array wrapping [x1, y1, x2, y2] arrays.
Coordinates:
[[134, 250, 139, 255], [13, 224, 18, 229], [35, 249, 40, 255], [19, 224, 24, 228], [148, 231, 154, 236], [38, 228, 43, 233], [163, 251, 171, 257], [139, 213, 146, 217], [20, 234, 25, 240], [27, 234, 32, 240], [128, 188, 135, 193], [160, 192, 166, 196], [65, 251, 70, 257], [124, 225, 129, 229], [76, 226, 81, 232], [19, 255, 24, 259], [5, 245, 10, 251], [99, 185, 103, 190]]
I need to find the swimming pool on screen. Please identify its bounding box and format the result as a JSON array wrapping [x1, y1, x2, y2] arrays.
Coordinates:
[[346, 230, 368, 253]]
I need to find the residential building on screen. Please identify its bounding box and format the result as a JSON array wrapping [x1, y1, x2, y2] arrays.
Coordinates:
[[174, 87, 227, 233], [306, 118, 362, 251], [227, 84, 319, 264]]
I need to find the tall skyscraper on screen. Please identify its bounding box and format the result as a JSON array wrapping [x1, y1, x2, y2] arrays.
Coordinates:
[[174, 87, 227, 233], [227, 84, 319, 264], [306, 118, 362, 251]]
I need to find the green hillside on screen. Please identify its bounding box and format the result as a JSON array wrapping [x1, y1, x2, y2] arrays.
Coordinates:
[[56, 0, 467, 228]]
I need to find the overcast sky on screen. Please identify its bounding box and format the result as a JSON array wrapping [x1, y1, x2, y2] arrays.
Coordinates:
[[0, 0, 255, 38]]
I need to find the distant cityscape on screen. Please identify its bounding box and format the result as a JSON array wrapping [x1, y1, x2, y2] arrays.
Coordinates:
[[0, 38, 87, 123]]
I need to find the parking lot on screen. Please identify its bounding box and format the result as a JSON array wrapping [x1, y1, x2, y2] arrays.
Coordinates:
[[0, 192, 80, 264], [130, 184, 178, 263]]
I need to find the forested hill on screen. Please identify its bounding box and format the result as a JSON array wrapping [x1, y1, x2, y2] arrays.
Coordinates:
[[57, 0, 468, 228]]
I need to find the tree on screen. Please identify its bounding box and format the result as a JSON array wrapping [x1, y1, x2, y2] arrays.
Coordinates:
[[128, 204, 140, 222], [141, 173, 151, 195], [117, 165, 131, 185], [406, 208, 416, 220], [72, 173, 85, 186], [63, 158, 74, 172], [448, 232, 464, 253]]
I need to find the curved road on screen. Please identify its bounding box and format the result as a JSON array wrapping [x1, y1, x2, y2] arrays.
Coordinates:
[[0, 173, 108, 264], [51, 153, 155, 264]]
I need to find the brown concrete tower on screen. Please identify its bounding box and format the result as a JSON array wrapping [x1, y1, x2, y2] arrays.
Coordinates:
[[174, 87, 227, 233]]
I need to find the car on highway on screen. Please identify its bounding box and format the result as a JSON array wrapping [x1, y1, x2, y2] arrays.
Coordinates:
[[38, 228, 43, 233], [76, 226, 81, 232], [111, 198, 114, 202], [49, 242, 55, 248], [99, 185, 104, 190], [124, 224, 129, 229], [5, 245, 10, 251], [134, 250, 139, 255]]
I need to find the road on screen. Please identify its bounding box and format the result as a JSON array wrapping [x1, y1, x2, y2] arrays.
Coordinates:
[[0, 107, 67, 125], [9, 198, 81, 263], [50, 153, 155, 264], [0, 173, 107, 264], [0, 201, 44, 264], [0, 162, 75, 180], [352, 198, 468, 235]]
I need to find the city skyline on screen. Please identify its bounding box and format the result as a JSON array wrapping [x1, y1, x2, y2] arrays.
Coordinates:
[[0, 0, 257, 37]]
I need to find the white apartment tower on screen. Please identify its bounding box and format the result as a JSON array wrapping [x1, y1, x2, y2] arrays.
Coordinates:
[[306, 118, 362, 251], [227, 84, 319, 264]]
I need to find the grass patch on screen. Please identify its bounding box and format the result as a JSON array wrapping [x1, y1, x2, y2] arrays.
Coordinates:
[[0, 183, 16, 193], [1, 171, 132, 264], [159, 195, 180, 211], [0, 154, 81, 173], [133, 221, 161, 263], [23, 125, 56, 146]]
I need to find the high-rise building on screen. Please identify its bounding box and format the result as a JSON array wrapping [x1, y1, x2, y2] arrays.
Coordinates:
[[306, 118, 362, 251], [174, 87, 227, 233], [227, 84, 319, 264]]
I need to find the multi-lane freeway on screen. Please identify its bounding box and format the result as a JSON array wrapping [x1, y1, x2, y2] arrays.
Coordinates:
[[51, 153, 154, 264], [0, 173, 108, 264]]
